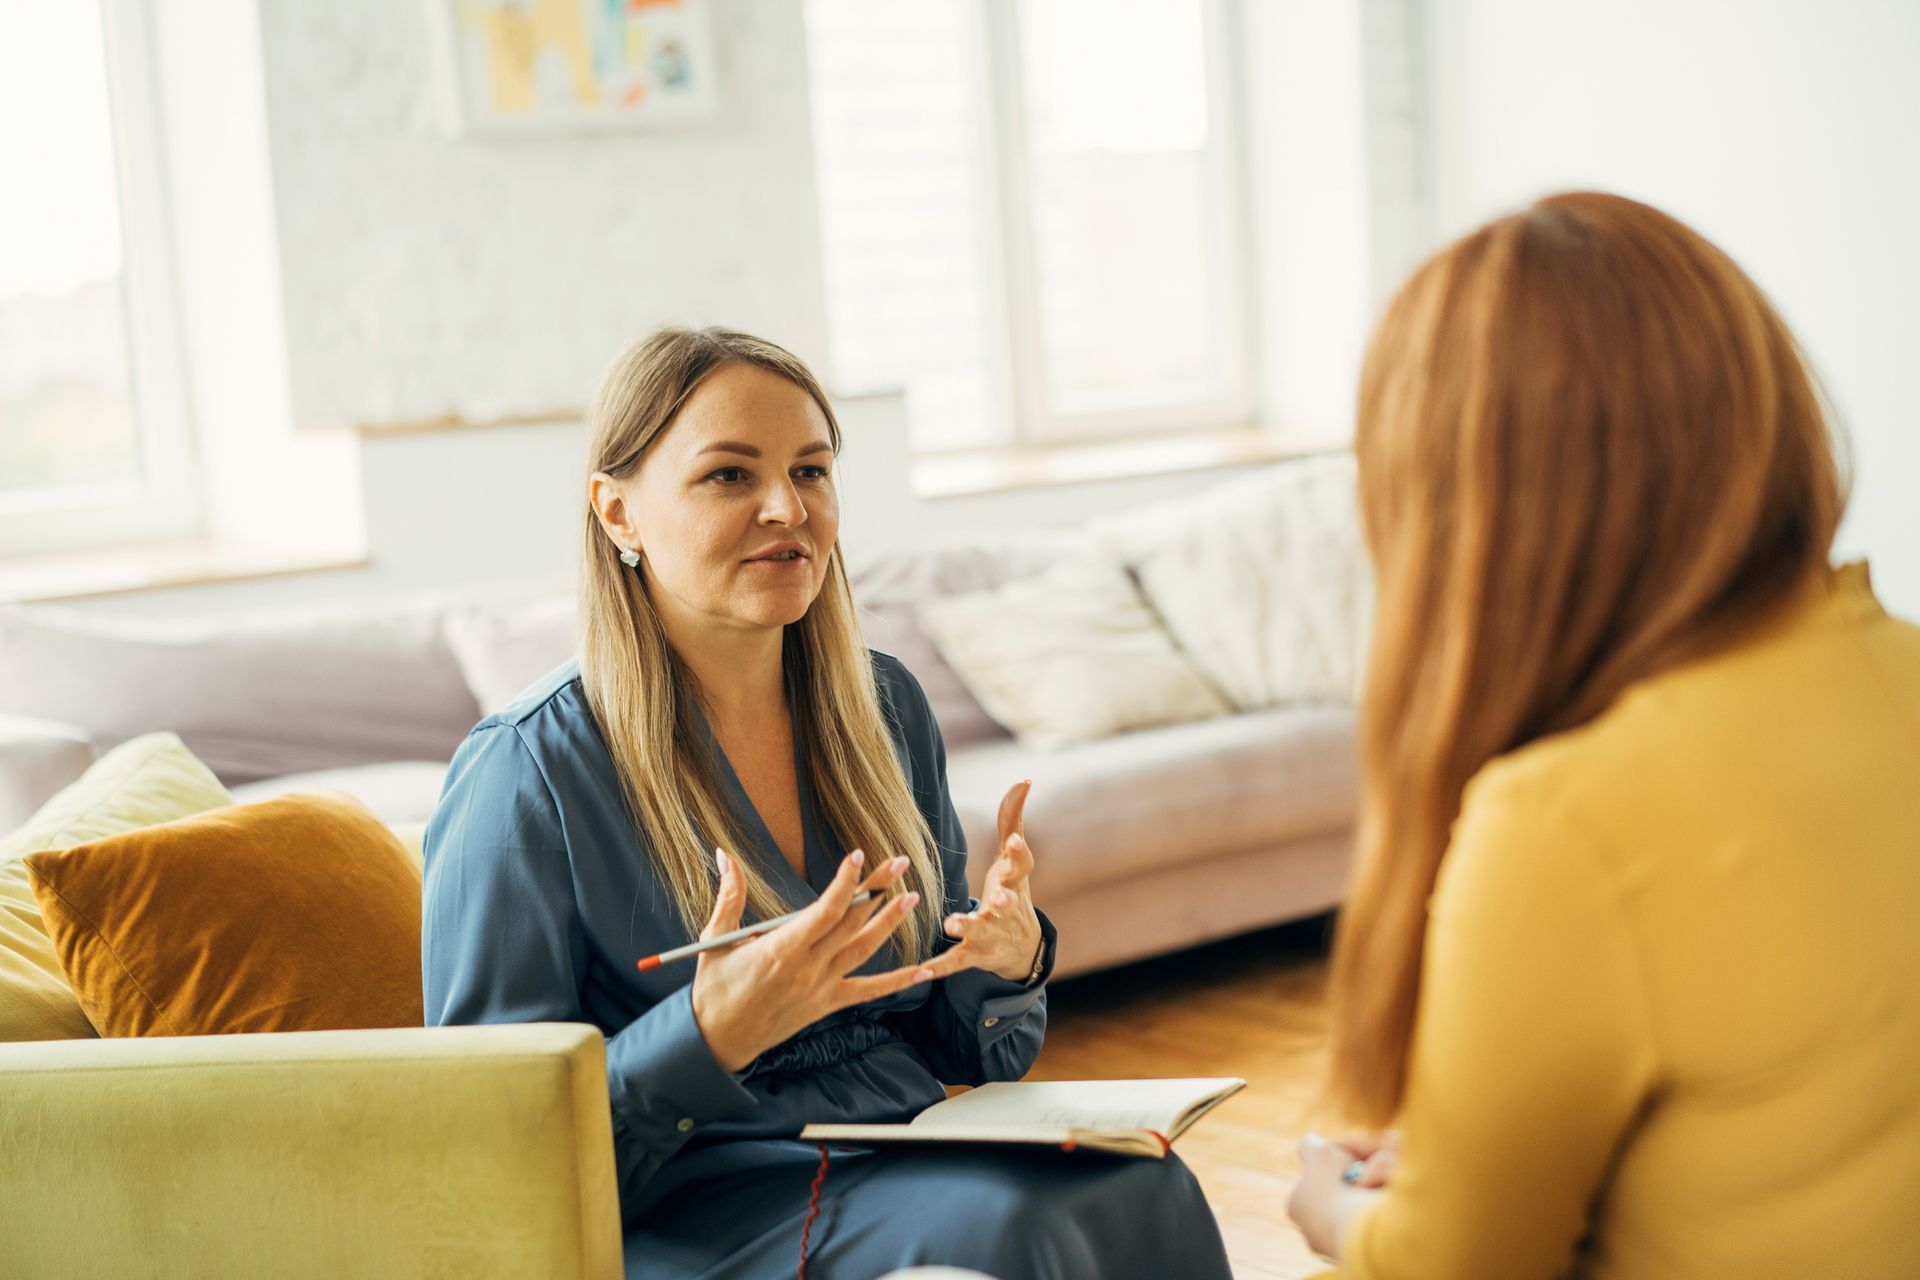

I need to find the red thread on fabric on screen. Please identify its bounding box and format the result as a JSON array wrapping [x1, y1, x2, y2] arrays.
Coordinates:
[[795, 1141, 831, 1279]]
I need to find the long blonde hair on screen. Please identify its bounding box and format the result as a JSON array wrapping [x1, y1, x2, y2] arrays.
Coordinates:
[[579, 326, 943, 959], [1326, 191, 1847, 1125]]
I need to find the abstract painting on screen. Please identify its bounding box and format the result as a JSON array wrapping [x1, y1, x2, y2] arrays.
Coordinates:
[[434, 0, 717, 135]]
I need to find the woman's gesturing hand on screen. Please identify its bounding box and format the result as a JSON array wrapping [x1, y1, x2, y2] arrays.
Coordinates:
[[689, 846, 969, 1073], [940, 780, 1045, 983]]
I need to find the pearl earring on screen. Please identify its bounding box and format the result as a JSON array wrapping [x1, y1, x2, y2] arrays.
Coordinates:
[[619, 546, 641, 568]]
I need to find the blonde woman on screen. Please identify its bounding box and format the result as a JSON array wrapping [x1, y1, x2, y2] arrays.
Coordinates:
[[1287, 192, 1920, 1276], [422, 327, 1231, 1279]]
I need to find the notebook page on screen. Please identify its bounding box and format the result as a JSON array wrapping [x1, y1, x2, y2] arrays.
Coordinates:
[[912, 1078, 1241, 1134]]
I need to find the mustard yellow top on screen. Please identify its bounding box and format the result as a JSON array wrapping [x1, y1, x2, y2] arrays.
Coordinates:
[[1340, 562, 1920, 1280]]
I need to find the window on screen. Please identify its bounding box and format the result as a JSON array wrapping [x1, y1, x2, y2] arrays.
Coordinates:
[[805, 0, 1250, 455], [0, 0, 196, 558]]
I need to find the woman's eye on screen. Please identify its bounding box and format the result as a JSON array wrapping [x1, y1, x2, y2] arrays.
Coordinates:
[[708, 467, 748, 484], [795, 465, 830, 481]]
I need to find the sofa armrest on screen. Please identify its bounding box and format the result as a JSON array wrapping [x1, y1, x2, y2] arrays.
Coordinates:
[[0, 1022, 624, 1279], [0, 713, 94, 835]]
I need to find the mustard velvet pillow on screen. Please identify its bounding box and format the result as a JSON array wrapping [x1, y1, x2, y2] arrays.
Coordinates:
[[22, 791, 424, 1037], [0, 732, 233, 1042]]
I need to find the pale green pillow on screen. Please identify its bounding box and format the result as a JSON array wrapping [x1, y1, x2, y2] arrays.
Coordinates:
[[1, 733, 232, 1041]]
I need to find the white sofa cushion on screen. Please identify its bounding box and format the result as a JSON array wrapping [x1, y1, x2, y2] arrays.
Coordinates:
[[847, 531, 1081, 601], [230, 761, 451, 827], [916, 554, 1230, 749], [1092, 453, 1370, 711], [443, 593, 578, 715], [860, 604, 1009, 751], [0, 716, 95, 838], [942, 704, 1358, 897], [850, 531, 1081, 751], [0, 603, 481, 785]]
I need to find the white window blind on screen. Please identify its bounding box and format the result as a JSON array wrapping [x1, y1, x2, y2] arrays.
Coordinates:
[[805, 0, 1249, 455], [804, 0, 1008, 452]]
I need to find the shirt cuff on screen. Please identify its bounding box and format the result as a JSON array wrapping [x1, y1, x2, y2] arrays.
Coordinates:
[[938, 906, 1057, 1048], [604, 983, 758, 1143]]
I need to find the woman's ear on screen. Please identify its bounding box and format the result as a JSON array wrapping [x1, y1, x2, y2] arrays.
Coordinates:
[[589, 472, 638, 551]]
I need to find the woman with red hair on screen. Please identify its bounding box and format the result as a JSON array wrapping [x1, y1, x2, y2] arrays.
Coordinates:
[[1289, 191, 1920, 1277]]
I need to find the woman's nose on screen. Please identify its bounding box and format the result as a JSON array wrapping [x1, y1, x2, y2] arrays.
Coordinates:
[[758, 478, 807, 526]]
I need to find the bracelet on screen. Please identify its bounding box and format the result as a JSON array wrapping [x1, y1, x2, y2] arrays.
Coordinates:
[[1021, 934, 1047, 987]]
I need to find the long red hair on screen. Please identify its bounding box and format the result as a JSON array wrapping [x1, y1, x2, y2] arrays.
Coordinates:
[[1325, 191, 1847, 1125]]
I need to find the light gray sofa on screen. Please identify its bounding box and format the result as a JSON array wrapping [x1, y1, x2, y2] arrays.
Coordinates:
[[0, 531, 1357, 979]]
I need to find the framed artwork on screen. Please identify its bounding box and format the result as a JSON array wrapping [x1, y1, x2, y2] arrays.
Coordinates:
[[433, 0, 717, 135]]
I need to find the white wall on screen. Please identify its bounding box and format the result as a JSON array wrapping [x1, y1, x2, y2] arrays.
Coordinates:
[[1421, 0, 1920, 613], [256, 0, 831, 427], [1238, 0, 1430, 441]]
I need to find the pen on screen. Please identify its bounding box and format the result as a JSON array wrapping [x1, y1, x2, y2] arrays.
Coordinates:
[[636, 890, 883, 971]]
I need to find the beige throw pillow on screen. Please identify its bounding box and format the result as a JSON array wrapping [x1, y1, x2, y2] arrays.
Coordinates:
[[849, 532, 1081, 750], [859, 602, 1009, 750], [1091, 454, 1370, 711], [915, 555, 1229, 749]]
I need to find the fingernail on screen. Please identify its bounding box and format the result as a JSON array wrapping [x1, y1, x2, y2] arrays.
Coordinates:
[[891, 856, 909, 873], [901, 892, 920, 910], [849, 849, 865, 868], [995, 891, 1011, 906], [914, 967, 935, 983], [715, 848, 730, 875]]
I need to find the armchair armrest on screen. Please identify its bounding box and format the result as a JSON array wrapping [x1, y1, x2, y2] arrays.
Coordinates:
[[0, 713, 94, 834], [0, 1022, 623, 1279]]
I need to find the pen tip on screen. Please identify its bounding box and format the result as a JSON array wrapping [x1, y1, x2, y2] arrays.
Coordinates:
[[635, 956, 661, 972]]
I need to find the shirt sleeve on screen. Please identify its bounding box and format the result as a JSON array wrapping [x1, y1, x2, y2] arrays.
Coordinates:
[[874, 655, 1053, 1085], [421, 723, 756, 1214], [1340, 765, 1659, 1280]]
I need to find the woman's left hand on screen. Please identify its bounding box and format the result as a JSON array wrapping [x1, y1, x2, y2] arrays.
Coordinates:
[[1286, 1131, 1386, 1262], [941, 779, 1045, 983]]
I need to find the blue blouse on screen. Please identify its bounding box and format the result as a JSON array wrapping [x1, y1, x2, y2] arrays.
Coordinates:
[[421, 650, 1058, 1222]]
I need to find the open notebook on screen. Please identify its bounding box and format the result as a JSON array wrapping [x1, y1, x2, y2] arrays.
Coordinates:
[[800, 1077, 1246, 1157]]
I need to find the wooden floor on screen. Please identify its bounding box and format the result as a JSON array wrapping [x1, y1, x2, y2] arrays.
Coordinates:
[[1026, 916, 1339, 1280]]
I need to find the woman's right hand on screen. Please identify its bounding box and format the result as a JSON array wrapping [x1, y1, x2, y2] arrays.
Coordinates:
[[1332, 1129, 1403, 1189], [690, 846, 960, 1072]]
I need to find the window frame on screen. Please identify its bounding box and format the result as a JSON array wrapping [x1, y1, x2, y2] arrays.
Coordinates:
[[0, 0, 200, 561], [972, 0, 1255, 453]]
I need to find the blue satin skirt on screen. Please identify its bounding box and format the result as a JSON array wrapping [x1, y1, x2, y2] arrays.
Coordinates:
[[624, 1139, 1233, 1280]]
